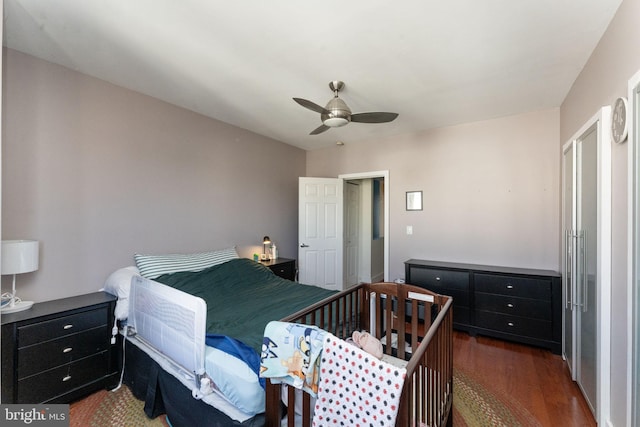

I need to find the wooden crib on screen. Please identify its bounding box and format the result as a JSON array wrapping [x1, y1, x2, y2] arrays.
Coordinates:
[[264, 282, 454, 427]]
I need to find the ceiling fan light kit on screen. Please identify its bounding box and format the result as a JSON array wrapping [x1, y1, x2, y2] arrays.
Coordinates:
[[294, 81, 398, 135], [323, 117, 349, 127]]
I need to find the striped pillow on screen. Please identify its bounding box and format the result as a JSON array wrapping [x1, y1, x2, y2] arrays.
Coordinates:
[[134, 247, 239, 279]]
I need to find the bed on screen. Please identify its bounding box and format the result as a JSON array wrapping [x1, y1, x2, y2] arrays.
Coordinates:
[[104, 249, 453, 427]]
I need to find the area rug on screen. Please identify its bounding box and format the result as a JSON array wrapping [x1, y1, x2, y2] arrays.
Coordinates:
[[69, 371, 539, 426], [452, 368, 542, 427], [69, 385, 169, 427]]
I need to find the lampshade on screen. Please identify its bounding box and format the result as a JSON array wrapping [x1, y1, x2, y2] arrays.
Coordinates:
[[263, 236, 271, 244], [1, 240, 39, 314], [2, 240, 39, 275]]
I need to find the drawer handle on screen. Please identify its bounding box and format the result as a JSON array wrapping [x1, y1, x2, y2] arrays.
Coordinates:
[[506, 284, 514, 289], [62, 375, 72, 382], [435, 277, 441, 281], [507, 322, 515, 327], [63, 347, 73, 353], [63, 324, 74, 330], [507, 303, 514, 308]]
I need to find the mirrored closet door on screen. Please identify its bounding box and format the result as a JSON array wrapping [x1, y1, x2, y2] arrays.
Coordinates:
[[562, 107, 611, 423]]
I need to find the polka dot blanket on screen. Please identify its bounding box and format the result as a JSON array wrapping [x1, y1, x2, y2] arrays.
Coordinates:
[[312, 333, 407, 426]]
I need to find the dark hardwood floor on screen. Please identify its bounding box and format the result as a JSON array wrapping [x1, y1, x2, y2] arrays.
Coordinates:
[[453, 331, 596, 426]]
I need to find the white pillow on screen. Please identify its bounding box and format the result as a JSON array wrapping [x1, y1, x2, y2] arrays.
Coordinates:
[[103, 266, 141, 320], [134, 247, 239, 279]]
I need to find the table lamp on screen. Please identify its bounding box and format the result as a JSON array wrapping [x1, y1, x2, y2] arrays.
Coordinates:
[[1, 240, 39, 314], [262, 236, 271, 261]]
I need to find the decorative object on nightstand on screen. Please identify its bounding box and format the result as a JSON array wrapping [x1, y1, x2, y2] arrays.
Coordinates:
[[262, 236, 271, 261], [1, 240, 39, 314]]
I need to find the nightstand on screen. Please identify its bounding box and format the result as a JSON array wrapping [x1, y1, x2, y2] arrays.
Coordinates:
[[1, 292, 119, 403], [261, 258, 296, 281]]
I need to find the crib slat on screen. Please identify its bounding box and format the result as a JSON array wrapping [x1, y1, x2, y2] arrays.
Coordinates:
[[397, 287, 406, 360], [302, 392, 311, 427]]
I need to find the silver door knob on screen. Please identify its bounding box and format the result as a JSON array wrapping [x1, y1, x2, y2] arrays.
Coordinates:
[[300, 243, 309, 248]]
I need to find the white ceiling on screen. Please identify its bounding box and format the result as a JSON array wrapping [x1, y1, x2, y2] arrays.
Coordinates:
[[3, 0, 622, 150]]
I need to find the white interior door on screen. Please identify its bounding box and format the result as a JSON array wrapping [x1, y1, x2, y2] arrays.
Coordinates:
[[344, 181, 360, 288], [298, 177, 343, 290]]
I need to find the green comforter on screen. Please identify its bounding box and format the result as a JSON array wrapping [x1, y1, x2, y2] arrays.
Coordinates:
[[155, 258, 336, 353]]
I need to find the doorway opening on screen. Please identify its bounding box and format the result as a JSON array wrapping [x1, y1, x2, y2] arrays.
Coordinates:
[[339, 171, 389, 288]]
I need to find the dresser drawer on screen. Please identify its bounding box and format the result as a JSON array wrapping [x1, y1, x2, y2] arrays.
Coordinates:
[[474, 274, 551, 300], [409, 268, 469, 292], [18, 326, 110, 379], [17, 352, 109, 403], [475, 293, 551, 320], [475, 311, 552, 341], [436, 288, 470, 308], [18, 307, 109, 347]]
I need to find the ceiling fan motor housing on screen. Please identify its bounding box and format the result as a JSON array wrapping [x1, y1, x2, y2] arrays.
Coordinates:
[[322, 97, 351, 127]]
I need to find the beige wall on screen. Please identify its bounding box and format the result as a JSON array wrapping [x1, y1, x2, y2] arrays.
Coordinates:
[[1, 48, 306, 302], [560, 0, 640, 424], [307, 108, 561, 282]]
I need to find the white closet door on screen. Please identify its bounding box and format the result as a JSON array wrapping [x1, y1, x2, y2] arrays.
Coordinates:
[[561, 107, 611, 425], [576, 124, 598, 414]]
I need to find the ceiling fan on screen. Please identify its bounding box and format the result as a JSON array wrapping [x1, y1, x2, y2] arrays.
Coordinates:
[[294, 81, 399, 135]]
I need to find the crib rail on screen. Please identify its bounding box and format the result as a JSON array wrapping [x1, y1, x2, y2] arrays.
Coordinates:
[[398, 288, 453, 427], [264, 282, 453, 427]]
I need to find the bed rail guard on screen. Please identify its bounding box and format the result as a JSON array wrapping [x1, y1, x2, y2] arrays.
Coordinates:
[[128, 276, 208, 394]]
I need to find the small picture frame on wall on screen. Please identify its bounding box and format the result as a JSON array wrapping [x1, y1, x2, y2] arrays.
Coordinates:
[[406, 191, 422, 211]]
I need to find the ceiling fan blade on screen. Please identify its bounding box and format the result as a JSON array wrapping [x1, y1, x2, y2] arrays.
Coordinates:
[[350, 112, 399, 123], [310, 124, 330, 135], [293, 98, 330, 115]]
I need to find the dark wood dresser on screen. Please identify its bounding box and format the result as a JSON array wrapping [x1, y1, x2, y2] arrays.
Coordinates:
[[405, 259, 562, 353], [1, 292, 120, 403]]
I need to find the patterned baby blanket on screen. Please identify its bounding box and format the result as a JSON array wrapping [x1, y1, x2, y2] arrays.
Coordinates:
[[260, 321, 327, 396], [312, 333, 407, 426]]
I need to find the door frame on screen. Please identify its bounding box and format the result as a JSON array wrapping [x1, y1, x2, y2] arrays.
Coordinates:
[[338, 170, 389, 282], [344, 180, 361, 288], [562, 139, 577, 379], [627, 68, 640, 427]]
